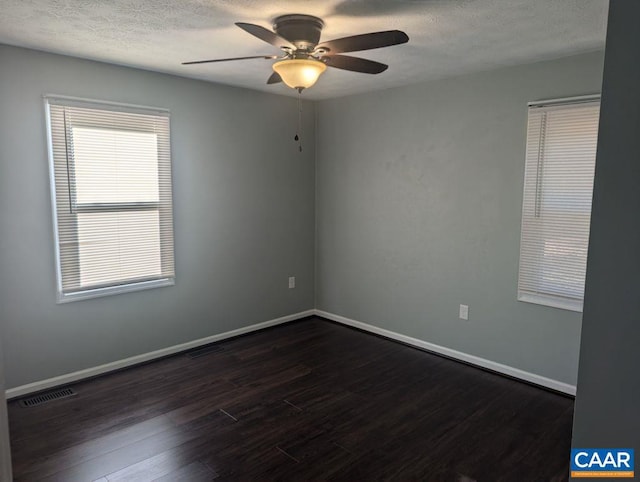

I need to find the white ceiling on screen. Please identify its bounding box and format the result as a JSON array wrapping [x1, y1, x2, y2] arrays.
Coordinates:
[[0, 0, 609, 100]]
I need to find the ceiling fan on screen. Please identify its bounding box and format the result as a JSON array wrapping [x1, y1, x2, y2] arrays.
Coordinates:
[[182, 14, 409, 92]]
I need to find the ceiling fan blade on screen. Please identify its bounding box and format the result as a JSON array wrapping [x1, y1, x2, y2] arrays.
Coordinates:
[[317, 30, 409, 54], [182, 55, 279, 65], [235, 22, 296, 49], [267, 72, 283, 84], [323, 55, 388, 74]]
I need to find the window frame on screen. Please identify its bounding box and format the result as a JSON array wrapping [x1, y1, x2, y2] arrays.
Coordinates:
[[45, 95, 175, 303], [517, 94, 600, 313]]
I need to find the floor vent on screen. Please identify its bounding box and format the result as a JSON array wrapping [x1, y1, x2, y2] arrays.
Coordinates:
[[187, 345, 224, 359], [19, 387, 77, 408]]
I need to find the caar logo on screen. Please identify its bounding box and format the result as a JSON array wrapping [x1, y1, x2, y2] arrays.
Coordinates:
[[571, 449, 634, 478]]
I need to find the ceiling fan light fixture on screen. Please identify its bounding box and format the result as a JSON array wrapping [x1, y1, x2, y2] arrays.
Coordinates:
[[272, 59, 327, 90]]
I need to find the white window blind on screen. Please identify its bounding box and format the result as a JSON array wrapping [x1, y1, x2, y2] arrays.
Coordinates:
[[46, 97, 175, 302], [517, 97, 600, 312]]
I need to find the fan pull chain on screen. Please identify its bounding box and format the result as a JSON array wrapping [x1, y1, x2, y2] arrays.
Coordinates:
[[295, 89, 303, 153]]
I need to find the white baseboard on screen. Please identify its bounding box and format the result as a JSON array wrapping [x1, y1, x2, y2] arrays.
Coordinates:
[[314, 309, 576, 396], [5, 310, 315, 400], [6, 308, 576, 399]]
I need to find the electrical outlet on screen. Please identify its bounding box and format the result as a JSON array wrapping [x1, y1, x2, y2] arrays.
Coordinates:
[[288, 276, 296, 289], [459, 304, 469, 320]]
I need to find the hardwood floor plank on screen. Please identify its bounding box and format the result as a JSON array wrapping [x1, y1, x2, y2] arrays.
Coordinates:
[[13, 415, 175, 479], [8, 318, 574, 481], [153, 461, 217, 481], [32, 411, 236, 482], [104, 438, 218, 481]]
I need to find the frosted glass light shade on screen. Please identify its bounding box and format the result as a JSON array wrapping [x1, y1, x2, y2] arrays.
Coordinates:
[[272, 59, 327, 90]]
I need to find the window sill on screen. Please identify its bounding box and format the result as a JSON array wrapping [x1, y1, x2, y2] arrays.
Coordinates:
[[517, 292, 583, 313], [57, 278, 175, 304]]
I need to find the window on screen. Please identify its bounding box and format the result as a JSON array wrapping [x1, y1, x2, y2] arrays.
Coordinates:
[[517, 96, 600, 312], [46, 96, 175, 302]]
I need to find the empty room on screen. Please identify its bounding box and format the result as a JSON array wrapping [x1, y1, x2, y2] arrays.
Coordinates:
[[0, 0, 638, 480]]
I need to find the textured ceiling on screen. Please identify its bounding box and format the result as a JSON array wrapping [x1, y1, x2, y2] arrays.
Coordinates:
[[0, 0, 608, 100]]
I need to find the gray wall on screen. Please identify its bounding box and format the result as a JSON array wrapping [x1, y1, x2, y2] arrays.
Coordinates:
[[571, 0, 640, 450], [315, 52, 604, 386], [0, 42, 612, 393], [0, 45, 315, 389]]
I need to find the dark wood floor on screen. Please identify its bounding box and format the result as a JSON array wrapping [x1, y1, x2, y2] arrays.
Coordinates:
[[8, 318, 574, 481]]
